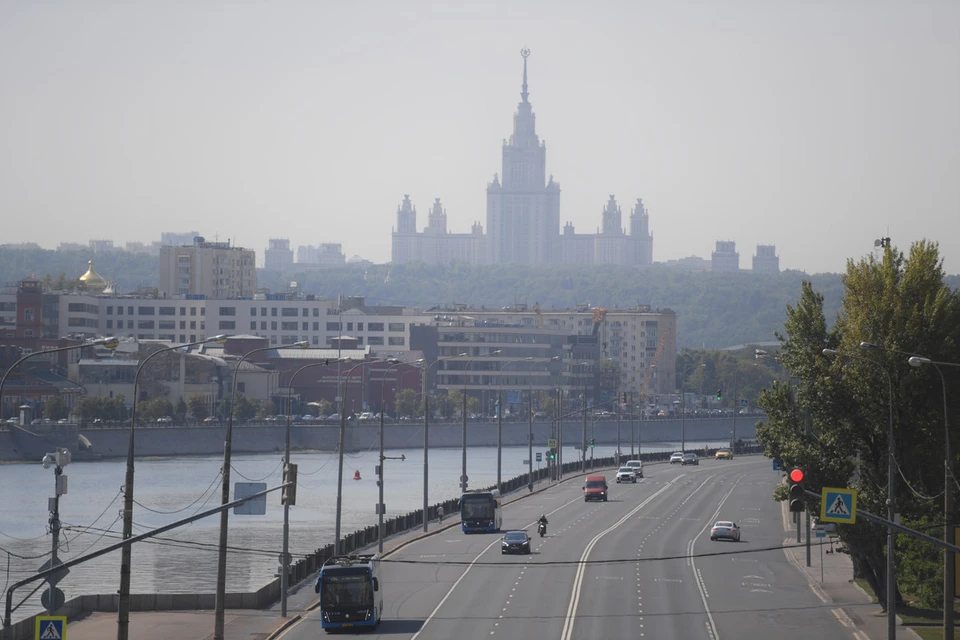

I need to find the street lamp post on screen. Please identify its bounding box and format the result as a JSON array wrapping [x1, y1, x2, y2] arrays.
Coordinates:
[[280, 358, 340, 617], [0, 337, 118, 423], [907, 355, 957, 640], [527, 357, 559, 491], [118, 334, 224, 640], [40, 448, 70, 613], [214, 340, 308, 640], [334, 359, 375, 556], [378, 359, 405, 553], [823, 347, 896, 639], [420, 353, 466, 531], [678, 363, 705, 453]]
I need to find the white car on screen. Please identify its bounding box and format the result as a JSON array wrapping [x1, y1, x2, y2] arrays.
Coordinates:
[[669, 452, 685, 464], [615, 467, 637, 483], [710, 521, 741, 542], [625, 460, 644, 478]]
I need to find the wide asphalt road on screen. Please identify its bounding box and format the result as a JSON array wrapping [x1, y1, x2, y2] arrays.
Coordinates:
[[279, 456, 855, 640]]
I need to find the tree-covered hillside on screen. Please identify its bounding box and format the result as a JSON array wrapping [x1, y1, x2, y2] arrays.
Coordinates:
[[4, 247, 957, 349]]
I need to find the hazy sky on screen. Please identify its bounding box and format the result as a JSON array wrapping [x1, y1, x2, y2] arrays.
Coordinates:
[[1, 1, 957, 274]]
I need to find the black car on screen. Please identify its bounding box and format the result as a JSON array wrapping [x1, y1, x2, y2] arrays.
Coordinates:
[[501, 530, 532, 554]]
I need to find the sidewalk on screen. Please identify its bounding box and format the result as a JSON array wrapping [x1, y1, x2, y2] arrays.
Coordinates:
[[63, 469, 602, 640], [780, 505, 922, 640]]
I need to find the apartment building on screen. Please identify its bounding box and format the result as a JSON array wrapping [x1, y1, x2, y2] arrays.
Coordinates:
[[159, 237, 256, 299]]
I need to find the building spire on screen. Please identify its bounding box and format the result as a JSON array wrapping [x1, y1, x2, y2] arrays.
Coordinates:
[[520, 47, 530, 103]]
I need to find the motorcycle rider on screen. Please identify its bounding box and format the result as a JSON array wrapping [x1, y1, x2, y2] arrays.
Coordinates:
[[538, 513, 549, 535]]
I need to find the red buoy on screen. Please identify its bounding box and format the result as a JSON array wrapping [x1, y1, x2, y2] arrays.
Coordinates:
[[353, 470, 361, 480]]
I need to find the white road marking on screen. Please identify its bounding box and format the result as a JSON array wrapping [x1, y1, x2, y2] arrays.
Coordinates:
[[689, 473, 746, 640], [408, 490, 589, 640], [560, 480, 676, 640]]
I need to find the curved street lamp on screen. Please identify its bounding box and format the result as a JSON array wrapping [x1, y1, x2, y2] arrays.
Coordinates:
[[525, 356, 559, 491], [278, 358, 340, 617], [0, 336, 119, 423], [419, 353, 467, 531], [117, 334, 226, 640], [678, 362, 706, 453], [377, 359, 406, 552], [334, 359, 378, 555], [214, 340, 308, 640], [907, 354, 958, 639], [823, 347, 896, 639]]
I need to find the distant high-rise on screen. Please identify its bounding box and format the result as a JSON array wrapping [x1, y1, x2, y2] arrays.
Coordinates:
[[264, 238, 294, 271], [159, 237, 256, 299], [391, 50, 653, 267], [752, 245, 780, 274], [161, 231, 200, 247], [711, 241, 740, 273]]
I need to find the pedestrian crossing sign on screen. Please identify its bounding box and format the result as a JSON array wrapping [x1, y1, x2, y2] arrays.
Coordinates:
[[820, 487, 857, 524], [35, 616, 66, 640]]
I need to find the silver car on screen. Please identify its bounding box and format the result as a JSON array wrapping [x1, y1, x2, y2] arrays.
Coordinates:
[[710, 521, 741, 541], [669, 452, 685, 464]]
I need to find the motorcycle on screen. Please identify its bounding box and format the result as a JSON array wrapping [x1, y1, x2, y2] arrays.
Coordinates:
[[538, 521, 547, 537]]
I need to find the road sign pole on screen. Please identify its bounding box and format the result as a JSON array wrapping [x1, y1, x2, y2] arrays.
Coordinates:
[[796, 511, 801, 543], [805, 509, 811, 567]]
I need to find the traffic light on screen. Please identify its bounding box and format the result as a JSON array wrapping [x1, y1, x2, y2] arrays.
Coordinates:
[[282, 463, 298, 506], [547, 448, 556, 460], [716, 388, 722, 402], [789, 468, 805, 512], [590, 438, 595, 449], [621, 392, 628, 404]]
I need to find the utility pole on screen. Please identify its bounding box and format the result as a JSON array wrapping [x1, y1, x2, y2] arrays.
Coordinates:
[[527, 389, 533, 491], [41, 449, 70, 616], [581, 400, 587, 473]]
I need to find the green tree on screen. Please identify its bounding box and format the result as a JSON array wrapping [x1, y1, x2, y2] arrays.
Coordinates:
[[174, 398, 188, 424], [187, 394, 210, 422], [757, 241, 960, 610], [43, 396, 68, 421], [257, 399, 277, 420], [75, 396, 103, 423], [232, 395, 257, 422], [395, 389, 419, 418]]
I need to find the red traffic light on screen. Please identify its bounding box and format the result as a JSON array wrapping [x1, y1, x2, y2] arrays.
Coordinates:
[[789, 468, 805, 483]]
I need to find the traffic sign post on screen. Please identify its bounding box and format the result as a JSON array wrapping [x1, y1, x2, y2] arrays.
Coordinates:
[[536, 452, 542, 462], [820, 487, 857, 524], [35, 615, 66, 639], [547, 438, 557, 448]]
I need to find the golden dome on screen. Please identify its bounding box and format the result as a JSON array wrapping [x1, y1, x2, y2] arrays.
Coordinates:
[[79, 260, 108, 292]]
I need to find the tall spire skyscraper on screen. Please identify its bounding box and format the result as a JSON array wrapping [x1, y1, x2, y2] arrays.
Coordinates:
[[486, 48, 560, 264]]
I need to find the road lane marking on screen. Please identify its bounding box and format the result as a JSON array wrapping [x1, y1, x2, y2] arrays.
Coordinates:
[[559, 480, 675, 640], [689, 473, 746, 640], [409, 489, 591, 640]]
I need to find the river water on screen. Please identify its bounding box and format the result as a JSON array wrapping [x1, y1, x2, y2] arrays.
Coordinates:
[[0, 440, 722, 622]]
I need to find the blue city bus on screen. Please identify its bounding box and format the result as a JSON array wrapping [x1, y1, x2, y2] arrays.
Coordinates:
[[460, 489, 502, 533], [314, 554, 383, 631]]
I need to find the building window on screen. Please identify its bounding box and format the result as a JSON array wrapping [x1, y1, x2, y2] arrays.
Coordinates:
[[312, 308, 319, 317], [106, 319, 113, 329], [281, 308, 298, 317], [367, 336, 384, 345], [357, 322, 363, 331], [368, 322, 384, 332], [190, 321, 196, 330], [159, 307, 175, 316], [180, 321, 186, 329], [312, 322, 319, 331], [219, 307, 236, 316], [346, 322, 353, 331], [138, 320, 155, 329], [250, 308, 257, 316], [138, 307, 155, 315], [281, 322, 298, 331], [261, 321, 267, 330], [388, 337, 406, 346], [190, 307, 197, 316], [271, 308, 278, 316], [302, 308, 309, 317], [24, 309, 35, 322], [180, 307, 186, 315], [237, 382, 245, 393], [250, 321, 257, 330], [326, 322, 341, 331], [219, 321, 235, 330], [302, 322, 308, 331], [388, 323, 404, 332], [106, 306, 113, 315], [271, 321, 277, 330], [159, 320, 176, 330], [117, 307, 124, 315]]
